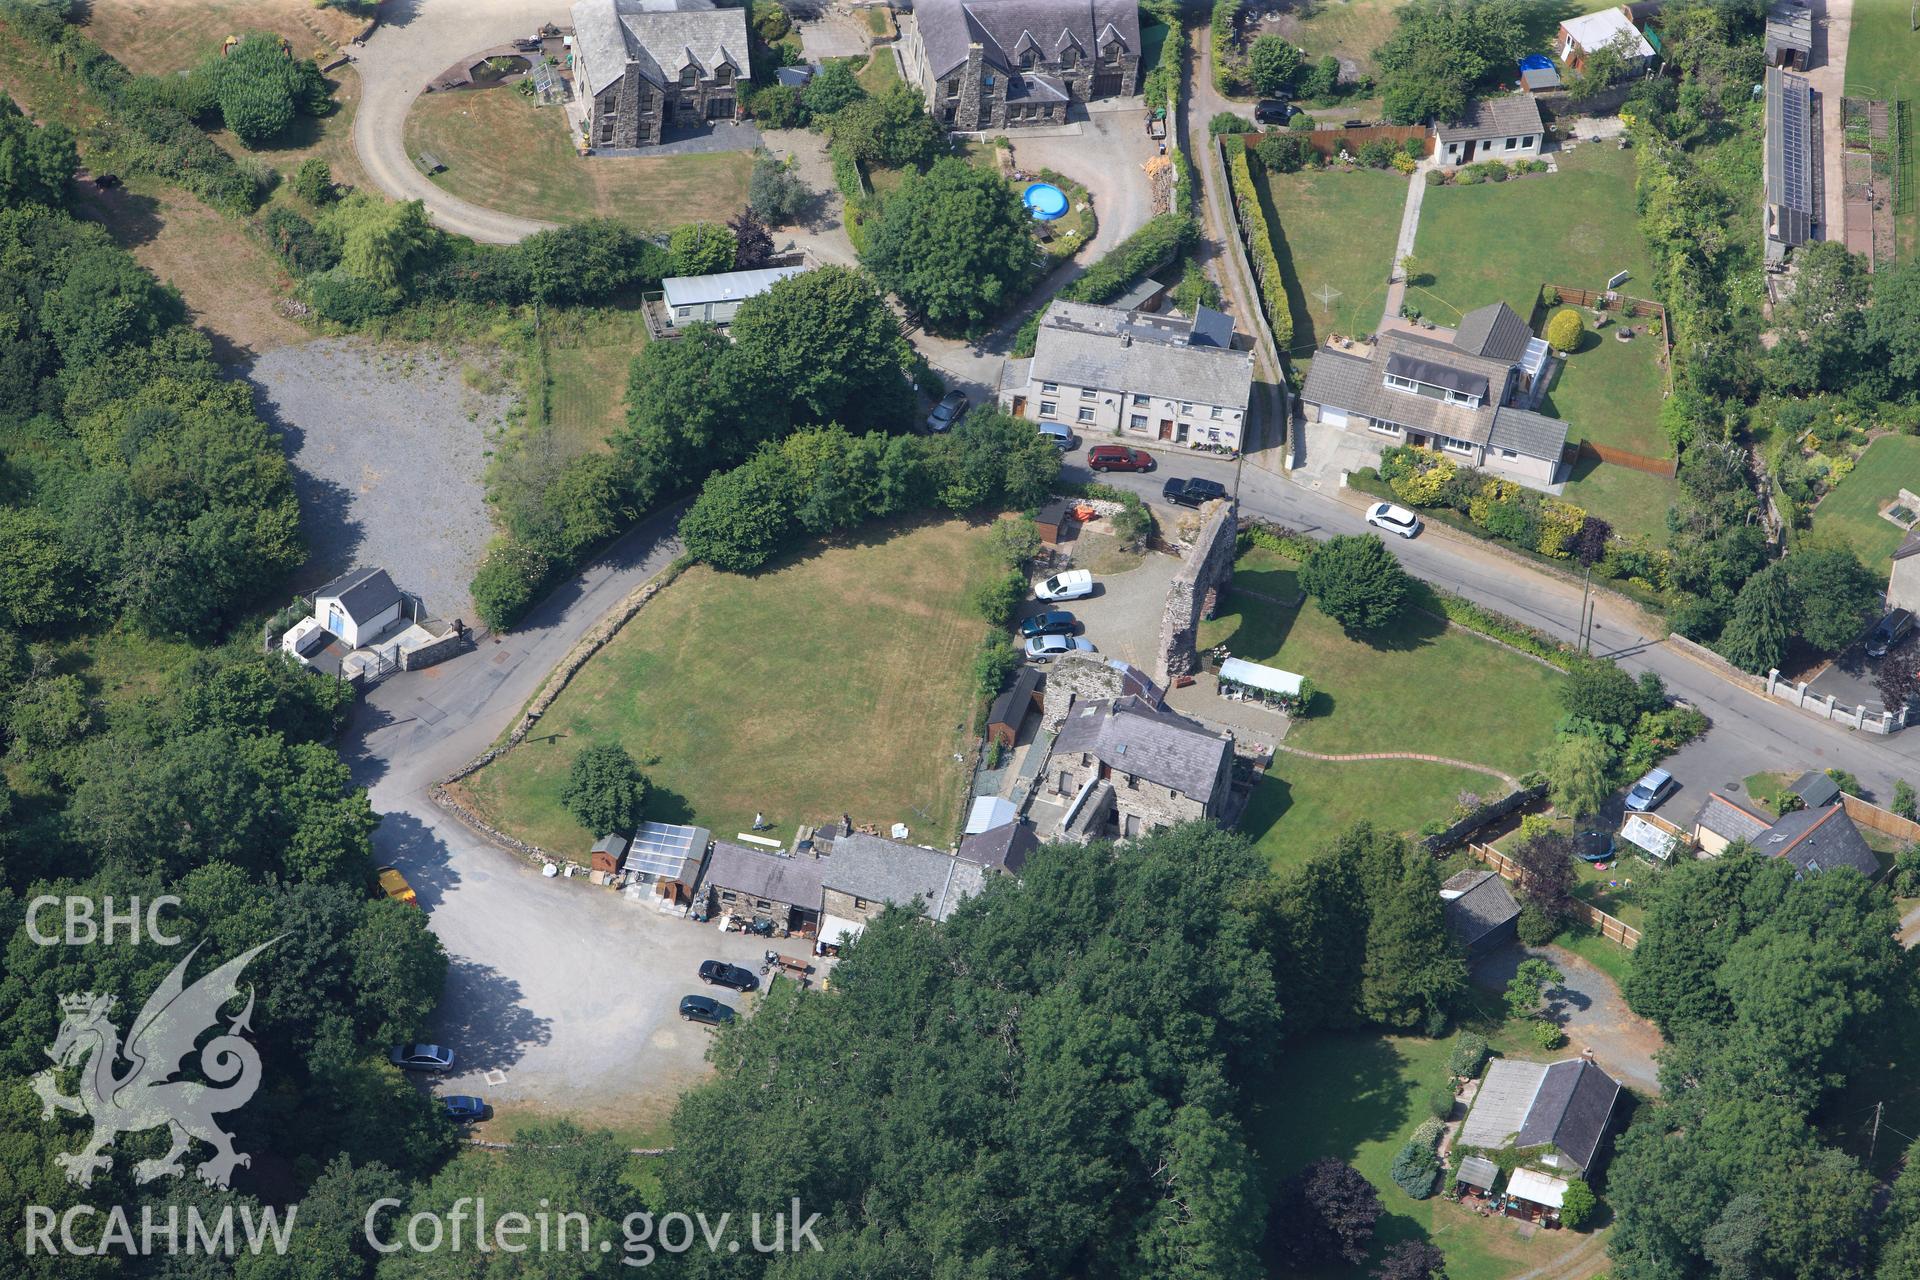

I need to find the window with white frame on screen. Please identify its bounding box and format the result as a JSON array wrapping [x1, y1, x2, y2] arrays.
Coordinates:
[[1369, 420, 1401, 435], [1080, 387, 1096, 399], [1209, 406, 1223, 420], [1039, 401, 1058, 417], [1129, 414, 1147, 429], [1444, 437, 1474, 454], [1504, 136, 1517, 150], [1041, 381, 1058, 393], [1077, 407, 1095, 423], [1499, 448, 1519, 459], [1132, 393, 1149, 406]]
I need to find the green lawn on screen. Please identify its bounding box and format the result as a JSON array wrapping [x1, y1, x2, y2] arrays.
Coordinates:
[[1412, 145, 1658, 324], [1540, 324, 1671, 461], [1249, 1033, 1610, 1280], [1844, 2, 1920, 261], [543, 310, 648, 458], [1810, 434, 1920, 574], [856, 47, 900, 94], [461, 518, 996, 853], [1255, 165, 1407, 349], [1203, 559, 1566, 871], [402, 83, 752, 231], [1557, 923, 1635, 990], [1557, 452, 1679, 544]]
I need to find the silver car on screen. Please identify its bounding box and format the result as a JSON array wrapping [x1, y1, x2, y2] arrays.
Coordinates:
[[926, 390, 970, 432], [1024, 634, 1095, 663], [389, 1043, 455, 1073]]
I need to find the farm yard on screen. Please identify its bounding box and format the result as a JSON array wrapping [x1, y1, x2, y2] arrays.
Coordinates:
[[404, 84, 754, 231], [1200, 553, 1565, 873], [459, 519, 997, 854]]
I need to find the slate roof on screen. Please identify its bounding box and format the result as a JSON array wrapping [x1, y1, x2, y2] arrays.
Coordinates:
[[1299, 331, 1570, 462], [823, 832, 986, 921], [1436, 94, 1544, 143], [1896, 529, 1920, 561], [1759, 804, 1880, 879], [314, 567, 402, 624], [1515, 1059, 1621, 1173], [1765, 0, 1813, 55], [1789, 770, 1841, 809], [1050, 695, 1233, 803], [987, 664, 1043, 729], [1029, 300, 1253, 411], [1006, 70, 1069, 102], [1387, 351, 1489, 401], [1692, 793, 1771, 847], [1455, 302, 1533, 363], [592, 831, 631, 858], [1459, 1059, 1546, 1150], [1439, 869, 1520, 949], [959, 820, 1039, 874], [571, 0, 749, 96], [915, 0, 1141, 80], [702, 841, 828, 908], [1456, 1155, 1500, 1190]]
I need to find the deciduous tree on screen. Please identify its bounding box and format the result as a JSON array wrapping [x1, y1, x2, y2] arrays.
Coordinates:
[[560, 742, 650, 835], [863, 156, 1035, 335], [1300, 534, 1411, 633]]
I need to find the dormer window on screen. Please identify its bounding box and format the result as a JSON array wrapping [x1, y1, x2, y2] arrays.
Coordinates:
[[1105, 42, 1122, 58], [714, 64, 731, 82], [1060, 48, 1077, 66], [680, 65, 697, 84], [1021, 50, 1035, 67]]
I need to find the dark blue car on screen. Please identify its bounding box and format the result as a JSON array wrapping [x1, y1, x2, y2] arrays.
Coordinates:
[[443, 1095, 490, 1122], [1020, 611, 1077, 639]]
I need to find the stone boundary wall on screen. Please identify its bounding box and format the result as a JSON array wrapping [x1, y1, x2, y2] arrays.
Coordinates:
[[429, 559, 691, 875], [1157, 500, 1238, 684]]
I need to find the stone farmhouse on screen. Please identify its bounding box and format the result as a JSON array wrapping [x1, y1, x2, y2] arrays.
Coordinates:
[[818, 830, 989, 945], [1039, 696, 1235, 841], [571, 0, 749, 149], [1460, 1056, 1622, 1177], [999, 301, 1254, 451], [1433, 95, 1544, 168], [1297, 301, 1570, 488], [901, 0, 1141, 131]]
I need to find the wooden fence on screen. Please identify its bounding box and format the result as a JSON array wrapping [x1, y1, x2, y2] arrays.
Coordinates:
[[1575, 439, 1679, 477], [1843, 794, 1920, 844], [1468, 843, 1643, 949]]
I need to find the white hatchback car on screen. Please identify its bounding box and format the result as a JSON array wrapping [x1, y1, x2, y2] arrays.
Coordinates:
[[1034, 569, 1094, 601], [1366, 501, 1422, 539]]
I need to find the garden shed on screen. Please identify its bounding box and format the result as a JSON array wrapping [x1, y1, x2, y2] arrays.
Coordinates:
[[987, 666, 1044, 748], [1455, 1155, 1500, 1193], [1506, 1168, 1571, 1212], [1034, 499, 1077, 544], [590, 831, 630, 874]]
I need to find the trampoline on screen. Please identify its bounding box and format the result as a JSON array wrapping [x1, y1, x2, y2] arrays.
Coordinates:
[[1023, 182, 1069, 221]]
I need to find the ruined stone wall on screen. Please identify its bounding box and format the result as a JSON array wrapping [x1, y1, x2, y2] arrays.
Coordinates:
[[1156, 500, 1237, 685], [1040, 654, 1132, 731]]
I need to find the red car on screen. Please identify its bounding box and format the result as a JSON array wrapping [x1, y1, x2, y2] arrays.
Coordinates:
[[1087, 444, 1155, 472]]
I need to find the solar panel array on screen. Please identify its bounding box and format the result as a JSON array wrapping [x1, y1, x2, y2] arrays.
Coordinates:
[[1778, 77, 1811, 213], [625, 822, 703, 878]]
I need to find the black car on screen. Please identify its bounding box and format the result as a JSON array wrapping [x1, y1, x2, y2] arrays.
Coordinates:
[[443, 1095, 491, 1122], [1163, 477, 1228, 508], [1866, 608, 1914, 659], [1020, 610, 1077, 639], [1254, 100, 1298, 124], [679, 994, 736, 1025], [698, 960, 760, 992]]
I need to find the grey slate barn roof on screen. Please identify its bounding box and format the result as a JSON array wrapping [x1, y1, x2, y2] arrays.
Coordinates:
[[1460, 1057, 1621, 1174], [1692, 793, 1771, 847], [314, 567, 402, 624], [1896, 529, 1920, 562], [959, 820, 1040, 874], [1455, 302, 1533, 363], [915, 0, 1141, 79], [1486, 406, 1572, 460], [571, 0, 749, 96], [702, 841, 828, 909], [1051, 695, 1233, 803], [1789, 770, 1841, 809], [988, 664, 1044, 730], [592, 831, 631, 860], [1758, 804, 1880, 879], [824, 832, 987, 921], [1515, 1059, 1621, 1173], [1031, 299, 1253, 411], [1439, 869, 1521, 950], [1436, 94, 1544, 143]]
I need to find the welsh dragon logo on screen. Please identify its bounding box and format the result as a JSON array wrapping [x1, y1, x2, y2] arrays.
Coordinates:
[[31, 939, 277, 1189]]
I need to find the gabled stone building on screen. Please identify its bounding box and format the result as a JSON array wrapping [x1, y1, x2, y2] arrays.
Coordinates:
[[902, 0, 1141, 131], [572, 0, 749, 149], [1040, 696, 1234, 841]]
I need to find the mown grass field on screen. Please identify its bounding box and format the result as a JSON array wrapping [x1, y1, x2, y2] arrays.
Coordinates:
[[1254, 164, 1406, 348], [404, 84, 753, 231], [542, 310, 649, 458], [1250, 1032, 1612, 1280], [462, 519, 997, 852], [1540, 323, 1670, 461], [1810, 434, 1920, 574], [1201, 556, 1565, 872]]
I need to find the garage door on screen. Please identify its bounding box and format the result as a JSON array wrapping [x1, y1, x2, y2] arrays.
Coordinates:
[[1321, 406, 1349, 428], [1092, 72, 1123, 96]]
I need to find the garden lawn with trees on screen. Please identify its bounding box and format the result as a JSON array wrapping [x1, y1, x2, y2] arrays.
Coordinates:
[[403, 83, 753, 230], [1200, 545, 1564, 870], [459, 517, 997, 850], [1809, 433, 1920, 575], [1251, 163, 1405, 347]]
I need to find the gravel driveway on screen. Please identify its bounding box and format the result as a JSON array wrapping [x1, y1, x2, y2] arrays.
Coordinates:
[[250, 339, 509, 623], [1473, 942, 1663, 1095]]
